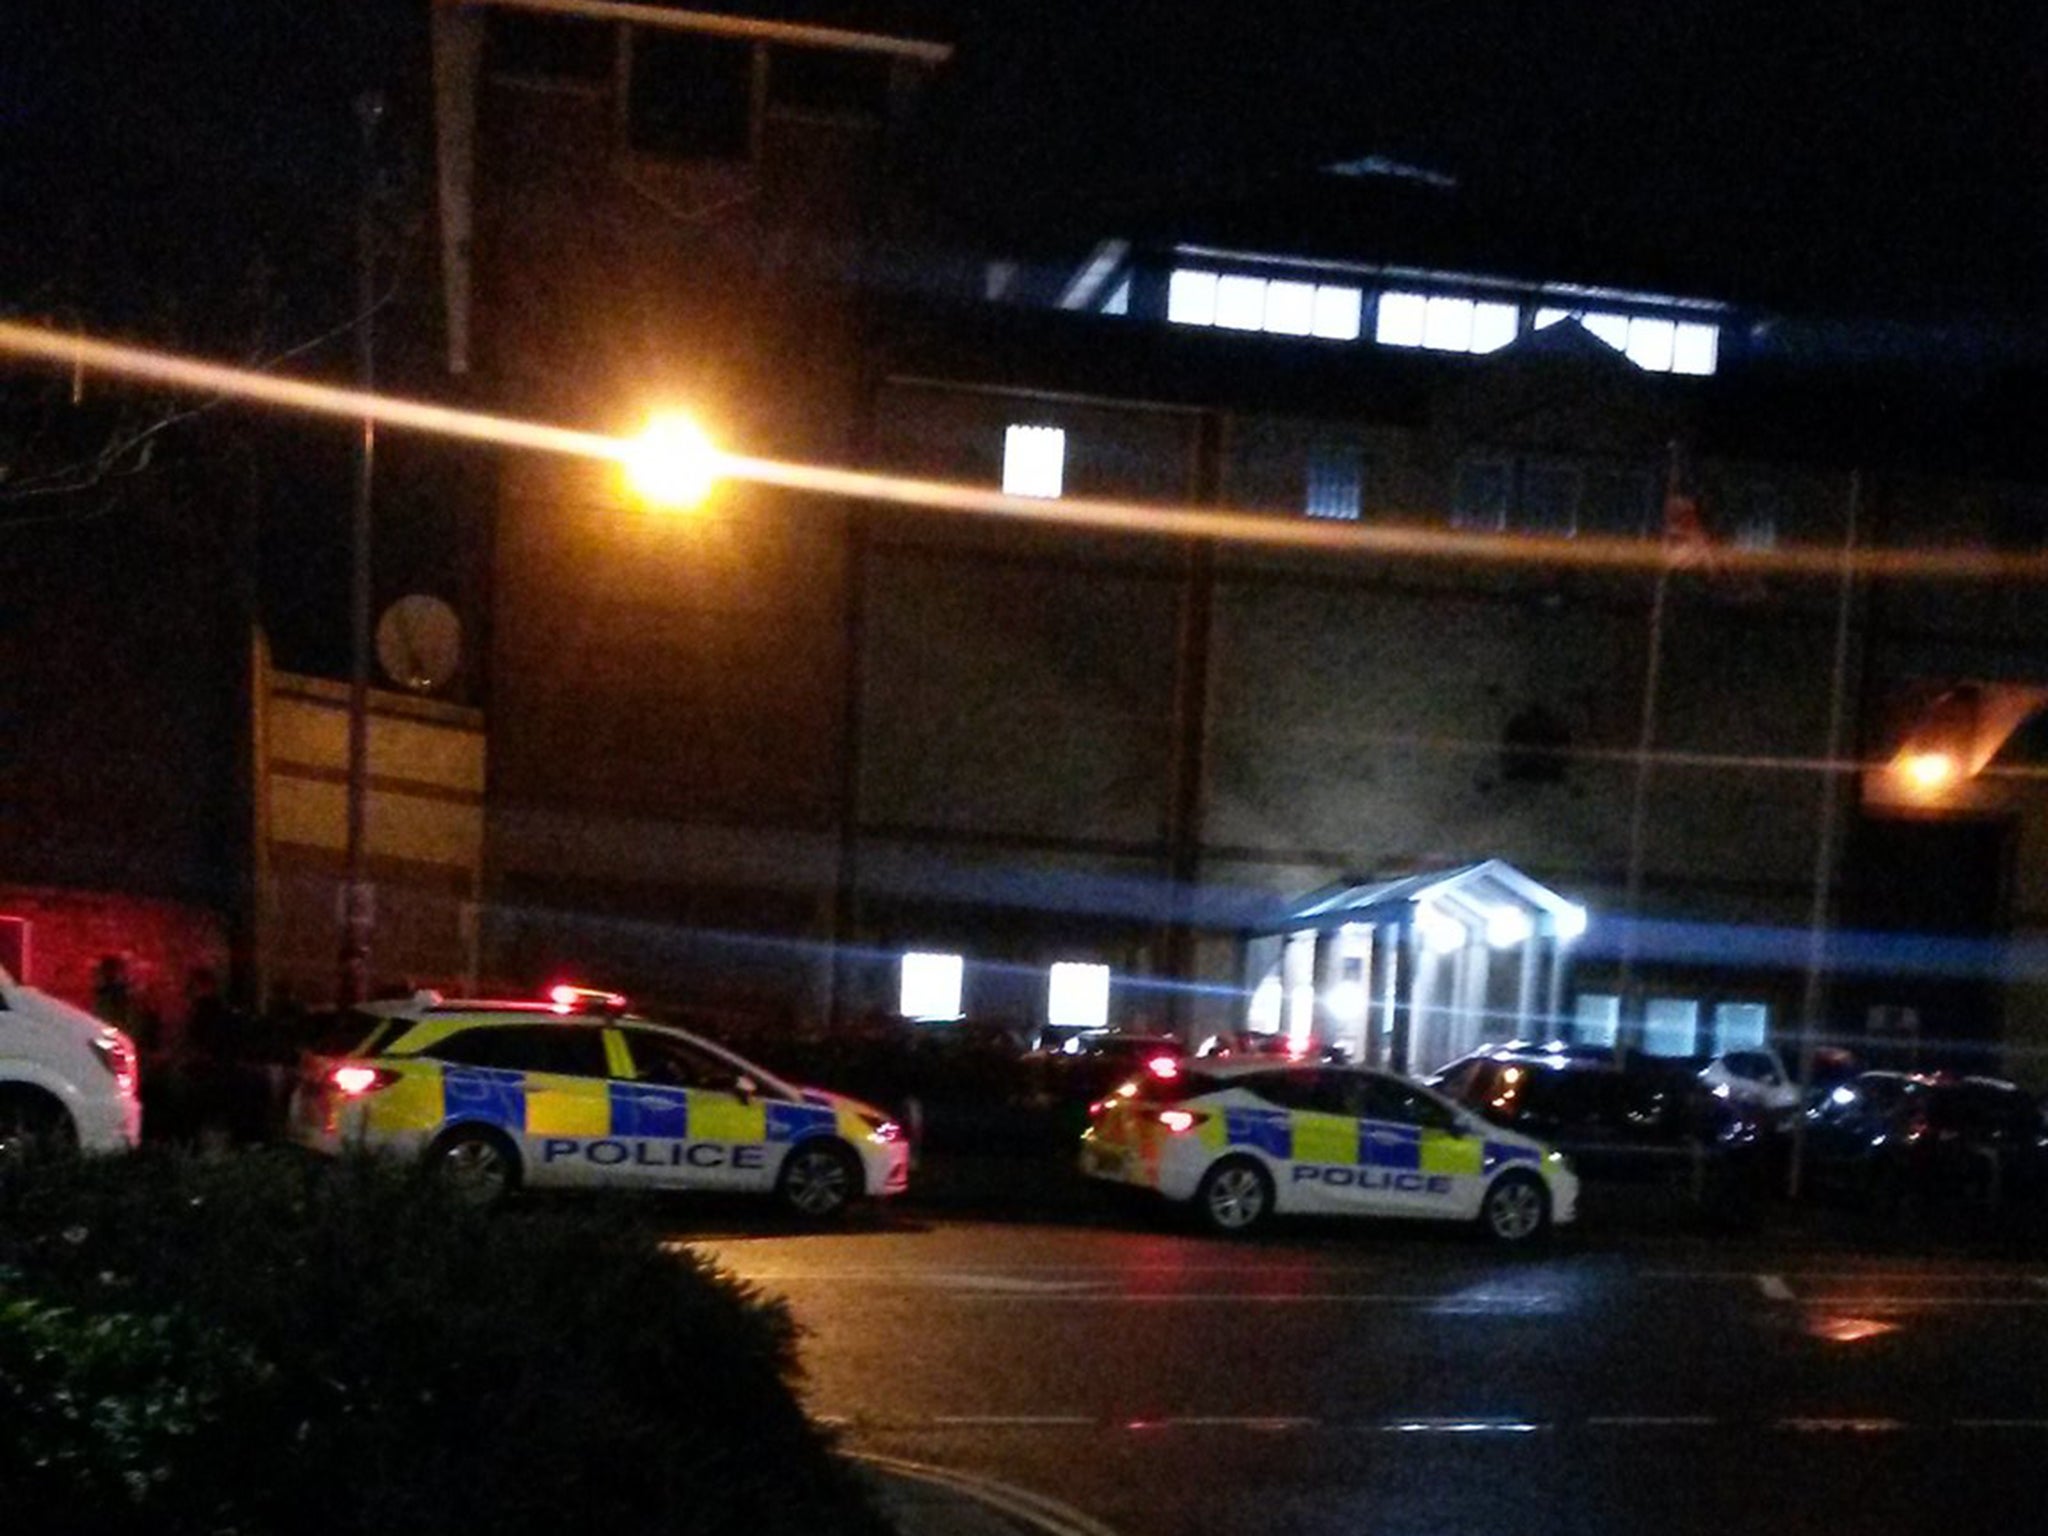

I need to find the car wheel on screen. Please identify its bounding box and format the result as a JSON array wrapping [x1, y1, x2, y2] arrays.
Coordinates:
[[1195, 1157, 1273, 1236], [1480, 1170, 1551, 1247], [0, 1087, 79, 1173], [778, 1140, 863, 1221], [427, 1124, 520, 1208]]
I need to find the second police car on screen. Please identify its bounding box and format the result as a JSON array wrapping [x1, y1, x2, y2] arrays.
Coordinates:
[[289, 987, 909, 1216], [1079, 1057, 1578, 1244]]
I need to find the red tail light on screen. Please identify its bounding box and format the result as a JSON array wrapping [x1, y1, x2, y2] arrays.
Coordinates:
[[1155, 1109, 1209, 1135], [1146, 1055, 1180, 1080], [330, 1065, 397, 1097], [90, 1030, 138, 1095]]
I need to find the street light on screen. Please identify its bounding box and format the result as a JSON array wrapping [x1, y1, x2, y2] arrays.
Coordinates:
[[1900, 749, 1960, 793], [621, 412, 721, 509], [340, 89, 385, 1007]]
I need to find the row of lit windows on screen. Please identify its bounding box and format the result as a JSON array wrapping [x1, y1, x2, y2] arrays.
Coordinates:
[[900, 952, 1113, 1029], [1572, 993, 1770, 1058], [1003, 425, 1780, 544], [1164, 267, 1720, 375]]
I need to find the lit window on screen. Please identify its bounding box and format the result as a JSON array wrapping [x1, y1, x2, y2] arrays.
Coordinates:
[[1376, 291, 1429, 347], [1713, 1002, 1770, 1055], [1573, 994, 1620, 1048], [1002, 425, 1065, 498], [1214, 274, 1268, 330], [900, 952, 963, 1022], [1581, 311, 1632, 351], [1264, 280, 1317, 337], [1423, 295, 1475, 352], [1626, 317, 1677, 372], [1168, 267, 1362, 342], [1102, 277, 1131, 316], [1310, 285, 1362, 341], [1379, 292, 1521, 355], [1167, 269, 1219, 326], [1048, 962, 1111, 1030], [1642, 998, 1701, 1058], [1305, 445, 1365, 520], [1673, 322, 1718, 375], [1470, 302, 1520, 353], [1533, 307, 1571, 330]]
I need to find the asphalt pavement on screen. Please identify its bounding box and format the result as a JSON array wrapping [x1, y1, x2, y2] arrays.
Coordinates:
[[682, 1166, 2048, 1536]]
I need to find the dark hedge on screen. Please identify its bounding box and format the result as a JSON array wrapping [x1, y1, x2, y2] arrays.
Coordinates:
[[0, 1150, 890, 1536]]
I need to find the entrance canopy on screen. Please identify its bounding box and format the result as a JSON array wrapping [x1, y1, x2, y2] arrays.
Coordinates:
[[1243, 860, 1589, 1078]]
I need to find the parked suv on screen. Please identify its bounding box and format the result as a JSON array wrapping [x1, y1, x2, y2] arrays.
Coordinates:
[[0, 966, 143, 1161], [1429, 1044, 1766, 1183]]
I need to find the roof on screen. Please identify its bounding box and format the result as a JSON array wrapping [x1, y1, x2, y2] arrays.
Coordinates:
[[1261, 858, 1586, 936]]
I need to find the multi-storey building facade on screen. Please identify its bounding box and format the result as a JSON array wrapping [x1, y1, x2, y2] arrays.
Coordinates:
[[409, 3, 2048, 1080]]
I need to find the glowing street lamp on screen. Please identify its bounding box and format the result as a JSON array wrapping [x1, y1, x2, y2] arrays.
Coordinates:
[[1900, 749, 1959, 794], [621, 412, 721, 509]]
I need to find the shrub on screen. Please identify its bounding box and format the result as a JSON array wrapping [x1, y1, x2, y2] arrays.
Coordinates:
[[0, 1150, 889, 1536]]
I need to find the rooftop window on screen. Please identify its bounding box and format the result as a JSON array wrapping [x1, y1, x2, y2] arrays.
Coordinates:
[[1534, 309, 1718, 375], [1168, 268, 1362, 341]]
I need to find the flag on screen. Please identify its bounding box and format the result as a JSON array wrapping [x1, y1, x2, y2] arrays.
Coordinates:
[[1662, 447, 1714, 571]]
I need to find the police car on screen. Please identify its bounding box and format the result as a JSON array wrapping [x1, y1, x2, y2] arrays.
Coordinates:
[[288, 987, 909, 1216], [1079, 1058, 1577, 1244]]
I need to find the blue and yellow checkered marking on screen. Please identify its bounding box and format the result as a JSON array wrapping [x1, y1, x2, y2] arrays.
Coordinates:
[[1225, 1108, 1293, 1159], [767, 1101, 837, 1142], [1222, 1108, 1491, 1180], [610, 1083, 691, 1138], [442, 1066, 524, 1130]]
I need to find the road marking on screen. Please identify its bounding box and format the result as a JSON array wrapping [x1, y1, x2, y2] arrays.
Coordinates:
[[1781, 1417, 1904, 1433], [933, 1292, 1562, 1306], [1645, 1269, 2046, 1284], [1956, 1418, 2048, 1430], [1380, 1418, 1543, 1435], [851, 1451, 1126, 1536], [1586, 1415, 1720, 1428], [1757, 1274, 1795, 1301], [829, 1412, 2048, 1437], [1151, 1416, 1315, 1431], [930, 1415, 1096, 1427], [1796, 1296, 2048, 1308], [923, 1272, 1112, 1295]]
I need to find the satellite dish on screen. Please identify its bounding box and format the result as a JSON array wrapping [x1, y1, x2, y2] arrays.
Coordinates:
[[375, 595, 462, 693]]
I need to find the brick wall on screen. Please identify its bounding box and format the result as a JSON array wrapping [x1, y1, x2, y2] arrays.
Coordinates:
[[0, 884, 229, 1038]]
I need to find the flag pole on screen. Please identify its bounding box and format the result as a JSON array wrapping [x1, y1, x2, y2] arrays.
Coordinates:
[[1787, 468, 1861, 1198], [1616, 445, 1686, 1053]]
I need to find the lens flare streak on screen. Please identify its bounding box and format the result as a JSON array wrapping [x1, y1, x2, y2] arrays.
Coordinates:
[[11, 319, 2048, 582]]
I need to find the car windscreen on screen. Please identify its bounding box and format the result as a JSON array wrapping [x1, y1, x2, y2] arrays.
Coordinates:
[[296, 1008, 399, 1059]]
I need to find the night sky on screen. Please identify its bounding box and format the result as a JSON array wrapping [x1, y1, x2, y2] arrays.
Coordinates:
[[3, 1, 2042, 672]]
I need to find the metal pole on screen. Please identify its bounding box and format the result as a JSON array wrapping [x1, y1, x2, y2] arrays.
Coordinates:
[[1787, 469, 1861, 1199], [1615, 555, 1671, 1054], [340, 91, 384, 1006]]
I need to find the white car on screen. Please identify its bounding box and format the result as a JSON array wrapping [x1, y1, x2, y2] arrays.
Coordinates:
[[1080, 1058, 1578, 1244], [1699, 1048, 1802, 1123], [0, 966, 143, 1160]]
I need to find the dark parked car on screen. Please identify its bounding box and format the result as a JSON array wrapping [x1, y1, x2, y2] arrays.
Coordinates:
[[1429, 1045, 1768, 1185], [1801, 1071, 2048, 1215]]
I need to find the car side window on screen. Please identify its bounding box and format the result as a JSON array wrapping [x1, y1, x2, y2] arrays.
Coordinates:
[[430, 1025, 608, 1078], [1242, 1070, 1350, 1115], [626, 1031, 750, 1092], [1360, 1075, 1461, 1130]]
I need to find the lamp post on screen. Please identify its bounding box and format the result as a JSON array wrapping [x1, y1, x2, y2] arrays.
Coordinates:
[[340, 90, 385, 1006]]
